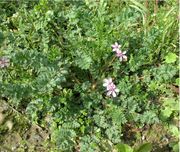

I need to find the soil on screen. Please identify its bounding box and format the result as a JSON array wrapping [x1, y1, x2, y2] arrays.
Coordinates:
[[0, 100, 50, 152]]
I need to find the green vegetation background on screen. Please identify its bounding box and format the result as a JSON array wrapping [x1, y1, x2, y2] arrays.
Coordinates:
[[0, 0, 179, 151]]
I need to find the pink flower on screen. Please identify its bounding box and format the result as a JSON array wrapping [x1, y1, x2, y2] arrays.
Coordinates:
[[0, 57, 10, 68], [116, 50, 127, 62], [111, 42, 128, 62], [111, 42, 121, 52], [103, 78, 119, 97], [103, 78, 113, 87]]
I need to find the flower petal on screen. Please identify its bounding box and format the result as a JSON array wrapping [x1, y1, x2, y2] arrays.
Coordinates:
[[123, 55, 127, 61], [107, 91, 112, 96], [115, 88, 119, 92], [112, 92, 117, 97], [103, 79, 108, 83], [123, 51, 126, 54], [108, 78, 112, 83], [119, 57, 123, 61], [111, 45, 115, 48], [103, 83, 108, 87]]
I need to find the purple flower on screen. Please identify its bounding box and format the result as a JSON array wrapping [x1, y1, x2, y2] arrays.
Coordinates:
[[111, 42, 121, 52], [116, 50, 127, 62], [0, 57, 10, 68], [103, 78, 119, 97]]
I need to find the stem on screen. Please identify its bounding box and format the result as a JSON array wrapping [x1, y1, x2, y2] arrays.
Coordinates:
[[145, 0, 149, 22], [7, 69, 13, 80], [154, 0, 158, 15], [72, 74, 80, 84], [90, 55, 117, 91], [100, 55, 116, 74]]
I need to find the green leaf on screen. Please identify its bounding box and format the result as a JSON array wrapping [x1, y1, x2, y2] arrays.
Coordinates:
[[175, 78, 179, 86], [163, 98, 178, 111], [161, 107, 173, 119], [116, 143, 133, 152], [172, 143, 179, 152], [170, 142, 179, 152], [160, 98, 178, 119], [129, 0, 148, 13], [0, 32, 4, 44], [169, 125, 179, 138], [75, 51, 92, 70], [165, 53, 177, 63], [135, 143, 152, 152]]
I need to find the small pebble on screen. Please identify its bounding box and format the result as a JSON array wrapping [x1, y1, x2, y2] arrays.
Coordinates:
[[142, 135, 145, 140], [0, 113, 4, 124], [6, 120, 13, 130]]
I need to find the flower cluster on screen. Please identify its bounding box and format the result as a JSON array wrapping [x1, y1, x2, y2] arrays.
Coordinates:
[[111, 42, 127, 61], [102, 42, 128, 97], [0, 57, 10, 68], [103, 78, 119, 97]]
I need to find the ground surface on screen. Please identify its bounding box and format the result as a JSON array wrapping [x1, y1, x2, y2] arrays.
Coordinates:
[[0, 100, 50, 152]]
